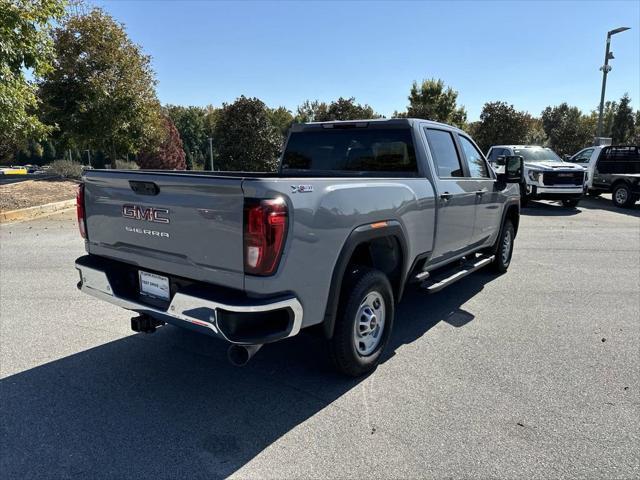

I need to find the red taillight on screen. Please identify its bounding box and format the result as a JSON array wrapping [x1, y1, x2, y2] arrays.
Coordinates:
[[243, 198, 288, 275], [76, 183, 87, 239]]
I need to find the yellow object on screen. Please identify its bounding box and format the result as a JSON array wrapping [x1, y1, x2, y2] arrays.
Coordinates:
[[1, 168, 28, 175]]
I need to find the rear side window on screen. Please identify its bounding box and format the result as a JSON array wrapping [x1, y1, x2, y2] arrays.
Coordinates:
[[425, 128, 464, 178], [596, 146, 640, 174], [282, 128, 417, 174], [459, 136, 490, 178]]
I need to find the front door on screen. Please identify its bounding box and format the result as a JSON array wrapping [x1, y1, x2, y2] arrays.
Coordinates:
[[423, 127, 476, 261], [457, 134, 502, 246]]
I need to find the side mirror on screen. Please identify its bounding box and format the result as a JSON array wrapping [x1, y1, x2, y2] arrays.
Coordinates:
[[495, 155, 507, 166], [563, 154, 572, 161], [497, 155, 523, 183]]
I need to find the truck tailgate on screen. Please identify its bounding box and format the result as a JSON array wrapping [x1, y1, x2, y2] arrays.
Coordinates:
[[83, 170, 245, 290]]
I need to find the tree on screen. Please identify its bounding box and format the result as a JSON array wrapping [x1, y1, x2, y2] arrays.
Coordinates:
[[611, 94, 635, 144], [524, 117, 547, 146], [214, 96, 282, 172], [164, 105, 207, 169], [268, 106, 294, 137], [633, 110, 640, 145], [294, 97, 380, 123], [294, 100, 329, 123], [541, 103, 593, 155], [599, 100, 617, 139], [0, 0, 66, 161], [471, 101, 535, 153], [39, 8, 163, 162], [398, 78, 467, 128], [137, 116, 186, 170], [42, 140, 57, 162]]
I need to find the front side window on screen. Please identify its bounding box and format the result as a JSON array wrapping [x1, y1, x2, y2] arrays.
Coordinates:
[[459, 136, 490, 178], [425, 128, 464, 178], [572, 148, 594, 163]]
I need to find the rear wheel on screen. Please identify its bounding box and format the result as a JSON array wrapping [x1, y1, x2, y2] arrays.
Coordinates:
[[329, 267, 394, 377], [492, 219, 515, 273], [562, 199, 580, 208], [612, 183, 635, 208]]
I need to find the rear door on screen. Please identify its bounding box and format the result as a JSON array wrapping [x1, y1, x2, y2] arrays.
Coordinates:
[[84, 171, 246, 289], [457, 134, 502, 246], [423, 127, 476, 260]]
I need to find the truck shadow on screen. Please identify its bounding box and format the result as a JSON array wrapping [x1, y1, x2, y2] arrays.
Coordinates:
[[578, 195, 640, 217], [520, 201, 581, 216], [0, 273, 493, 479]]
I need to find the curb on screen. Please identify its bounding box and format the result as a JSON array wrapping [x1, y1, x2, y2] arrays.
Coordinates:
[[0, 199, 76, 223]]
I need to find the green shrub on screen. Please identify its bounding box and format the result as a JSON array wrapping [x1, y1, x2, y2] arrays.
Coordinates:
[[49, 159, 84, 179], [114, 159, 139, 170]]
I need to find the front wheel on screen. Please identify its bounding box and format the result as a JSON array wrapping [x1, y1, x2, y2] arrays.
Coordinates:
[[329, 267, 394, 377], [612, 183, 635, 208], [562, 199, 580, 208], [492, 219, 515, 273]]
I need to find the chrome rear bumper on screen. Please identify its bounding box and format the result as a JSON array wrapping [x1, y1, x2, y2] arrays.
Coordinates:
[[75, 259, 303, 345]]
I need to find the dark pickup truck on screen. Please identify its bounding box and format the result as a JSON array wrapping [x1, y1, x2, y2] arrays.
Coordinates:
[[569, 145, 640, 208], [75, 119, 523, 376]]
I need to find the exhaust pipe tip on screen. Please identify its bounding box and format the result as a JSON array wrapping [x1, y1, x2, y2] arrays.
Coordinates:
[[227, 344, 263, 367]]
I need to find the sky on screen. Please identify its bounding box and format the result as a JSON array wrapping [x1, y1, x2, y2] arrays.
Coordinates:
[[95, 0, 640, 121]]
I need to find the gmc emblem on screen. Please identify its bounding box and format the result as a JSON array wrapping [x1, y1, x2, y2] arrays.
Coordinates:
[[122, 205, 170, 224]]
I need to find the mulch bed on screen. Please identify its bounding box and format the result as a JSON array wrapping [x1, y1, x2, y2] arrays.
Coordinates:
[[0, 179, 79, 212]]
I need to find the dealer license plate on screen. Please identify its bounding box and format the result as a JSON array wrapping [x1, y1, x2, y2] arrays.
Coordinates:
[[139, 270, 170, 301]]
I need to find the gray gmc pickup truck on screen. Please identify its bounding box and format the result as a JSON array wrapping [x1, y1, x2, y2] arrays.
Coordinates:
[[75, 119, 523, 376]]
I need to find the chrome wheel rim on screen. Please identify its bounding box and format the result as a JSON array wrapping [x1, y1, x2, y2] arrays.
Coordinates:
[[615, 187, 628, 204], [501, 230, 512, 265], [353, 291, 386, 356]]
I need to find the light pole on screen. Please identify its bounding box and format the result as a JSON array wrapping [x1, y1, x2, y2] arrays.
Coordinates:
[[85, 149, 91, 167], [208, 137, 214, 171], [596, 26, 630, 140]]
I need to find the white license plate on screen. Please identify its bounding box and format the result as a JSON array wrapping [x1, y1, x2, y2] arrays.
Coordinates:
[[139, 271, 170, 301]]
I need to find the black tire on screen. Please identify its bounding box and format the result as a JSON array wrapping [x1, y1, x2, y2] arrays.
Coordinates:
[[612, 183, 635, 208], [492, 219, 515, 273], [329, 267, 394, 377], [562, 199, 580, 208], [519, 184, 529, 207]]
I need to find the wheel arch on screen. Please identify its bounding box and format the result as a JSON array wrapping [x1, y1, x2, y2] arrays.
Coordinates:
[[322, 221, 408, 339], [503, 201, 520, 237]]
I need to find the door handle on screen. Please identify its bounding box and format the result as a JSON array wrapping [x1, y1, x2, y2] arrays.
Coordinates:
[[440, 192, 452, 201], [475, 189, 488, 196]]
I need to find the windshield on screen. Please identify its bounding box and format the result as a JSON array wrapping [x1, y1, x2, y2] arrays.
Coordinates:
[[514, 148, 563, 162]]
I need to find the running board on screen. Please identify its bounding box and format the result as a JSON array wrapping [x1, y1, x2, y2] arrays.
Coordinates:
[[421, 255, 494, 293]]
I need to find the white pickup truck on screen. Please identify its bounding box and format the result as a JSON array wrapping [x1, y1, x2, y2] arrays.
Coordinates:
[[487, 145, 586, 207]]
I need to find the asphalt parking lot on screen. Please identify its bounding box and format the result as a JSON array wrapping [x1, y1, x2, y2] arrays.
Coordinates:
[[1, 196, 638, 479]]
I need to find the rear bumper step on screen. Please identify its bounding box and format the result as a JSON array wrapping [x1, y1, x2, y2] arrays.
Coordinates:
[[75, 256, 303, 345], [421, 255, 494, 293]]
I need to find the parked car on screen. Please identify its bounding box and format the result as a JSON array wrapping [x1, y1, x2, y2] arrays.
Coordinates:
[[568, 145, 640, 208], [487, 145, 586, 207], [75, 119, 523, 376]]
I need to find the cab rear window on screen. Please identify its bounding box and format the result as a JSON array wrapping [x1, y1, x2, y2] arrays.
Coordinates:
[[597, 146, 640, 174], [282, 128, 417, 175]]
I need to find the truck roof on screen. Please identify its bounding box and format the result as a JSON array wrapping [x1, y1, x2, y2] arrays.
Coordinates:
[[291, 118, 465, 133], [490, 145, 550, 150]]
